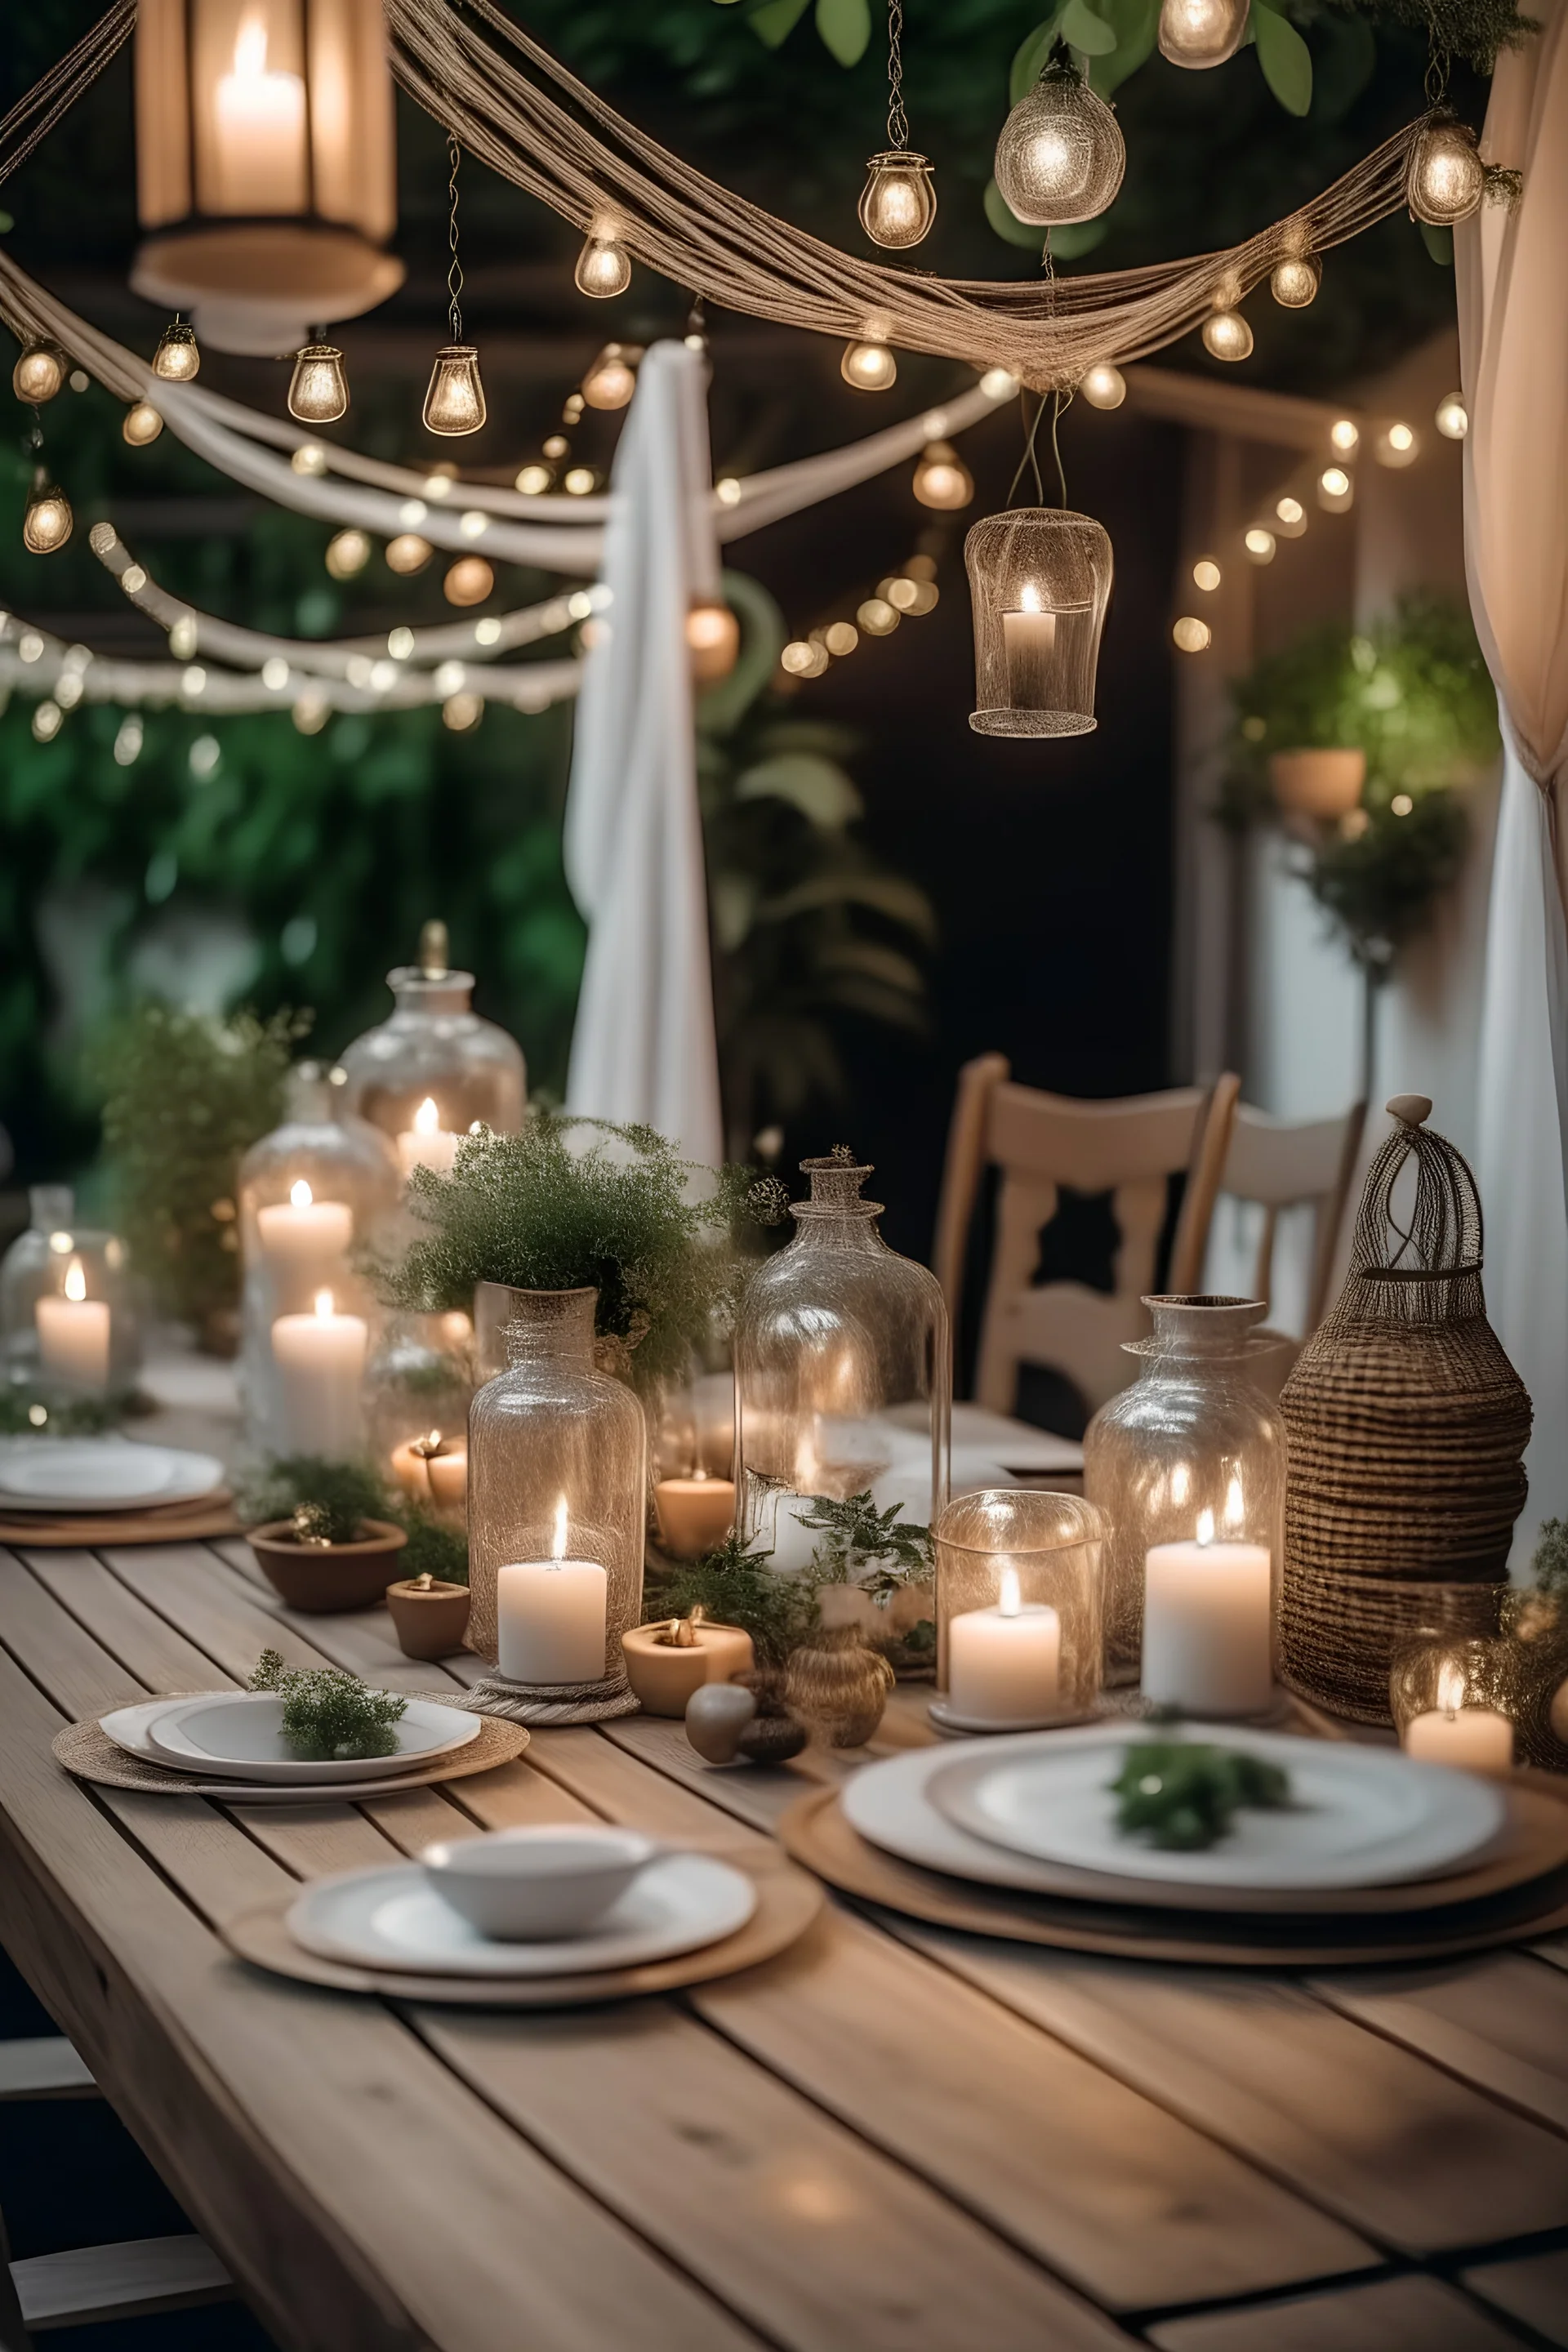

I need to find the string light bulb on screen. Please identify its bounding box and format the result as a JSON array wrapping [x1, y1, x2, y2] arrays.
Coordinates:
[[581, 344, 638, 410], [576, 234, 631, 298], [443, 692, 483, 732], [842, 338, 898, 391], [913, 441, 974, 510], [1172, 616, 1212, 653], [1270, 252, 1321, 308], [1407, 114, 1486, 225], [781, 639, 830, 679], [1080, 361, 1126, 410], [325, 528, 371, 579], [385, 532, 434, 575], [423, 345, 486, 436], [1202, 304, 1253, 361], [1274, 494, 1307, 537], [12, 344, 66, 403], [152, 318, 200, 381], [288, 341, 349, 425], [1192, 559, 1222, 591], [23, 466, 73, 555], [1317, 466, 1354, 513], [687, 599, 741, 684], [514, 464, 551, 494], [443, 556, 494, 607], [1435, 391, 1468, 440], [858, 152, 938, 250], [122, 401, 163, 447], [1329, 417, 1360, 454], [1374, 421, 1419, 468], [1244, 526, 1276, 564], [992, 47, 1125, 226], [1158, 0, 1250, 68]]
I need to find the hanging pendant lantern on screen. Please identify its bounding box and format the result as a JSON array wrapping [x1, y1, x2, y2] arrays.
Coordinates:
[[964, 508, 1113, 738], [152, 318, 201, 381], [12, 345, 67, 404], [1157, 0, 1250, 69], [576, 234, 632, 299], [1270, 251, 1321, 308], [858, 152, 938, 250], [912, 441, 974, 510], [993, 46, 1125, 228], [1407, 114, 1486, 225], [423, 345, 487, 436], [287, 340, 349, 423], [23, 467, 74, 555], [131, 0, 403, 355]]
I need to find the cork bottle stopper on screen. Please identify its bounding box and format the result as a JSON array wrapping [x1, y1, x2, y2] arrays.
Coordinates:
[[1386, 1094, 1433, 1127], [417, 919, 450, 978]]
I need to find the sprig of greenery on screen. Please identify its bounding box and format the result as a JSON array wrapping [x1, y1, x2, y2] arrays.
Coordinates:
[[795, 1490, 934, 1608], [0, 1391, 129, 1436], [247, 1650, 408, 1761], [649, 1529, 821, 1665], [1111, 1742, 1291, 1851], [1531, 1519, 1568, 1600], [237, 1455, 388, 1545], [399, 1512, 470, 1586]]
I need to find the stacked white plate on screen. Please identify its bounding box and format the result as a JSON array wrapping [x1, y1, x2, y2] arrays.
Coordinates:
[[842, 1722, 1510, 1913], [101, 1690, 485, 1804], [0, 1438, 225, 1513]]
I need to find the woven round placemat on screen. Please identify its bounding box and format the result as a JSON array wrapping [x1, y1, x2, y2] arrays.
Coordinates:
[[461, 1668, 641, 1726], [53, 1708, 529, 1799]]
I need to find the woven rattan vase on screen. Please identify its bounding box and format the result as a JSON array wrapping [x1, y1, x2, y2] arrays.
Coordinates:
[[1277, 1094, 1532, 1724]]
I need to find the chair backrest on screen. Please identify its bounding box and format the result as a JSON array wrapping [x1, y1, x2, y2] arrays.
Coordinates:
[[1203, 1099, 1367, 1339], [933, 1056, 1240, 1422]]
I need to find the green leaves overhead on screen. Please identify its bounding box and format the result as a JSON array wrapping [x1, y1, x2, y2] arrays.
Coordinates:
[[747, 0, 812, 51], [984, 175, 1048, 248], [1251, 3, 1314, 115], [1059, 0, 1120, 54], [814, 0, 872, 68]]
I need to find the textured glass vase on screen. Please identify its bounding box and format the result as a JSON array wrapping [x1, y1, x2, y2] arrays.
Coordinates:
[[338, 933, 525, 1158], [934, 1490, 1106, 1729], [735, 1156, 951, 1578], [1083, 1295, 1285, 1683], [466, 1288, 646, 1693], [1, 1186, 141, 1395]]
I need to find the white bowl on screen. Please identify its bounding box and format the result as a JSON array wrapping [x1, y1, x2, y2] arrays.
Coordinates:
[[420, 1825, 662, 1941]]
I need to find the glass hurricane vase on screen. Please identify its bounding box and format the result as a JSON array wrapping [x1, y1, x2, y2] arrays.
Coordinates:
[[1, 1186, 141, 1396], [934, 1490, 1106, 1730], [338, 942, 526, 1163]]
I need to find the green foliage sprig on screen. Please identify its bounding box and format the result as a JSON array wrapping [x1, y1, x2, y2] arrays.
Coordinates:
[[399, 1511, 470, 1586], [794, 1490, 934, 1608], [1530, 1518, 1568, 1600], [247, 1649, 408, 1761], [383, 1111, 786, 1390], [649, 1529, 822, 1665], [1111, 1741, 1291, 1850], [237, 1454, 389, 1545], [0, 1391, 128, 1436]]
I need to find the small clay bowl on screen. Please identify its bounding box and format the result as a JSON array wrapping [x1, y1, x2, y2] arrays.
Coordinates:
[[386, 1577, 471, 1660], [247, 1519, 407, 1613]]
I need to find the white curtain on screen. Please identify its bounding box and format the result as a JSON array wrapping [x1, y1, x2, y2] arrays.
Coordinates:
[[1459, 0, 1568, 1544], [563, 341, 725, 1167]]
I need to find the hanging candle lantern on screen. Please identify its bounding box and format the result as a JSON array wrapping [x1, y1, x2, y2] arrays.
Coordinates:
[[287, 341, 349, 424], [1271, 251, 1321, 308], [122, 400, 165, 446], [23, 469, 74, 555], [993, 47, 1125, 228], [152, 318, 201, 381], [858, 153, 938, 250], [964, 508, 1113, 738], [423, 346, 487, 437], [130, 0, 403, 356], [687, 599, 741, 684], [576, 234, 631, 299], [12, 345, 66, 404], [1079, 361, 1126, 410], [913, 441, 974, 510], [581, 344, 639, 410], [1157, 0, 1250, 69], [1407, 114, 1486, 225]]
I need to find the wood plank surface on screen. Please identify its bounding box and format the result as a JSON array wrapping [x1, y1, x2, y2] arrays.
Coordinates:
[[1310, 1952, 1568, 2133], [1149, 2274, 1526, 2350], [1463, 2247, 1568, 2347]]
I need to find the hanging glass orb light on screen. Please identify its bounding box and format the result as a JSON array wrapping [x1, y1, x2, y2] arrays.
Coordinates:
[[1079, 361, 1126, 410], [1435, 391, 1468, 440], [1158, 0, 1250, 67], [1271, 252, 1321, 308], [858, 153, 938, 250], [288, 341, 349, 423], [964, 507, 1114, 737], [992, 48, 1125, 228], [581, 344, 639, 410], [152, 318, 201, 381], [1202, 303, 1254, 361], [122, 401, 164, 447], [23, 469, 74, 555], [841, 338, 898, 391], [325, 527, 371, 578], [12, 345, 67, 403], [422, 345, 486, 437], [443, 556, 494, 607], [1407, 115, 1486, 225], [913, 441, 974, 510], [687, 599, 741, 684], [576, 234, 632, 299], [385, 532, 434, 575]]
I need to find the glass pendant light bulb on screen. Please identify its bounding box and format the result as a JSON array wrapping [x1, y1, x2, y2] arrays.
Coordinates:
[[687, 599, 741, 684], [912, 441, 974, 510], [423, 345, 487, 436], [841, 339, 898, 391], [993, 51, 1125, 227], [23, 468, 73, 555], [858, 152, 938, 250], [152, 319, 200, 382], [1079, 361, 1126, 410], [581, 345, 638, 410], [1407, 116, 1486, 226], [1270, 252, 1321, 308], [122, 401, 164, 447], [1202, 305, 1254, 362], [443, 556, 494, 607], [288, 342, 349, 425], [1158, 0, 1250, 68], [575, 235, 632, 299], [326, 528, 372, 579], [385, 532, 434, 575], [12, 345, 66, 403], [1435, 391, 1468, 440]]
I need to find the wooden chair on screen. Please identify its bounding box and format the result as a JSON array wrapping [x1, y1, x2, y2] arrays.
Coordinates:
[[1202, 1098, 1367, 1353], [933, 1057, 1241, 1425]]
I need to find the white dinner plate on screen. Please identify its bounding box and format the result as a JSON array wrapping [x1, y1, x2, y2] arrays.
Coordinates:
[[144, 1691, 481, 1784], [287, 1853, 758, 1976], [843, 1727, 1507, 1906], [0, 1439, 225, 1512]]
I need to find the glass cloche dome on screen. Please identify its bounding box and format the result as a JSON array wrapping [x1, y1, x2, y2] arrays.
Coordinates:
[[337, 920, 526, 1166]]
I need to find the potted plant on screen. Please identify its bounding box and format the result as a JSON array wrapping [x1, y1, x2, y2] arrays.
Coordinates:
[[385, 1513, 472, 1659], [238, 1455, 407, 1613]]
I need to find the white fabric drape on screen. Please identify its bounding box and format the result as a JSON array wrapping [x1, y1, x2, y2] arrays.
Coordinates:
[[1459, 0, 1568, 1541], [563, 341, 724, 1167]]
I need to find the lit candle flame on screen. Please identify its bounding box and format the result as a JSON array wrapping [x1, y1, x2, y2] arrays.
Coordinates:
[[64, 1255, 87, 1303], [314, 1287, 335, 1319], [414, 1096, 440, 1135], [1196, 1507, 1215, 1547], [1223, 1474, 1245, 1534], [1437, 1660, 1466, 1717], [1019, 581, 1041, 614], [233, 9, 270, 77], [289, 1178, 313, 1209], [1171, 1463, 1192, 1508], [550, 1495, 568, 1561], [999, 1565, 1022, 1617]]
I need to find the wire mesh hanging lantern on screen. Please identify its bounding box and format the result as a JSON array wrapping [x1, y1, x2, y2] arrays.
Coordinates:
[[992, 46, 1125, 228], [131, 0, 403, 355], [964, 507, 1113, 737]]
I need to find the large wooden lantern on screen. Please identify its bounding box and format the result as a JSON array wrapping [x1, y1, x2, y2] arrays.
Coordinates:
[[131, 0, 403, 355]]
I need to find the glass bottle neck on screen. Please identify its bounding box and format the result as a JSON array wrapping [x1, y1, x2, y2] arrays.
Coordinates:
[[790, 1156, 885, 1248], [1136, 1295, 1267, 1366], [388, 968, 475, 1017], [499, 1286, 599, 1369]]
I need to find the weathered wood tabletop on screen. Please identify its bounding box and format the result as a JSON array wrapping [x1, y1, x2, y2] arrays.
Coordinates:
[[2, 1535, 1567, 2352]]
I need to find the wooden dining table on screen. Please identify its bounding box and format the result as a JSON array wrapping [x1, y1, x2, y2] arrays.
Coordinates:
[[1, 1531, 1566, 2352]]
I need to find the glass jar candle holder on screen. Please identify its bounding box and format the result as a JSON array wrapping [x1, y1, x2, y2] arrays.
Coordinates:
[[337, 922, 525, 1165], [933, 1490, 1105, 1731], [1390, 1635, 1517, 1775], [369, 1308, 475, 1511], [964, 508, 1114, 738], [466, 1286, 646, 1720], [2, 1187, 142, 1396], [735, 1154, 951, 1579], [1084, 1296, 1285, 1691]]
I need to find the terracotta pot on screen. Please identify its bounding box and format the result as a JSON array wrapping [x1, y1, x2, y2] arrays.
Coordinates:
[[385, 1577, 472, 1660], [1269, 747, 1366, 820], [247, 1519, 407, 1613]]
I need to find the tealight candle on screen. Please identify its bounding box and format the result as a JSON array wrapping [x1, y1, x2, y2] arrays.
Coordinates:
[[654, 1470, 737, 1560], [34, 1255, 111, 1390], [947, 1566, 1062, 1725], [1002, 582, 1058, 707], [497, 1497, 608, 1683], [396, 1096, 462, 1180], [257, 1178, 353, 1276], [425, 1445, 468, 1511], [1142, 1507, 1273, 1717], [621, 1611, 755, 1715], [1403, 1665, 1513, 1776], [391, 1430, 450, 1503], [270, 1287, 368, 1455]]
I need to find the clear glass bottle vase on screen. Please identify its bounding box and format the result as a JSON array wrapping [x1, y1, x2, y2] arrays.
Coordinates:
[[1084, 1295, 1285, 1684], [337, 923, 526, 1164], [466, 1288, 646, 1687]]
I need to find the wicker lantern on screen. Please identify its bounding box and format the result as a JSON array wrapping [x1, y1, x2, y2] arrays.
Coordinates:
[[131, 0, 403, 354], [993, 47, 1125, 227], [1407, 114, 1486, 227], [964, 507, 1113, 737]]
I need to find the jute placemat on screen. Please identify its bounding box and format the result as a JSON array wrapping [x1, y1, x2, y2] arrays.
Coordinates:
[[0, 1493, 243, 1546], [462, 1668, 641, 1726], [53, 1709, 528, 1800], [220, 1846, 822, 2005]]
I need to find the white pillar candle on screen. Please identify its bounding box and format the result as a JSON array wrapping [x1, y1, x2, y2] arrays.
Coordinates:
[[764, 1490, 821, 1575], [35, 1256, 111, 1390], [947, 1566, 1061, 1725], [212, 15, 308, 215], [270, 1288, 368, 1456], [1142, 1510, 1273, 1717], [257, 1179, 354, 1277], [1002, 583, 1058, 707], [497, 1498, 608, 1683], [1403, 1665, 1513, 1775], [397, 1096, 462, 1180]]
